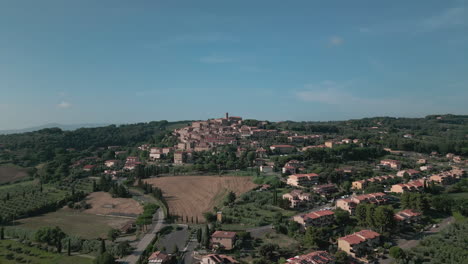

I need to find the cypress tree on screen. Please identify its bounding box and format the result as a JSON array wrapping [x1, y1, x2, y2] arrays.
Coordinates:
[[0, 226, 4, 240], [100, 239, 106, 254], [67, 239, 71, 256]]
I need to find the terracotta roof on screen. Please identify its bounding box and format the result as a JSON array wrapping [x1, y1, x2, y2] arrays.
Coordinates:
[[339, 230, 380, 245], [288, 251, 335, 264], [304, 210, 334, 220], [211, 231, 236, 239], [148, 251, 170, 261]]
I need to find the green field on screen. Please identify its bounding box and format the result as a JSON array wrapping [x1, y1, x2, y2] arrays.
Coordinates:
[[447, 192, 468, 200], [0, 239, 93, 264], [15, 208, 130, 239]]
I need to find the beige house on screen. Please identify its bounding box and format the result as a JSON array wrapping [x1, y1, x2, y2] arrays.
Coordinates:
[[337, 230, 381, 259], [211, 231, 236, 250], [394, 209, 422, 224], [282, 190, 311, 208], [293, 210, 335, 228], [336, 193, 389, 214], [105, 160, 119, 168], [380, 159, 402, 170], [390, 179, 424, 193], [287, 173, 319, 187]]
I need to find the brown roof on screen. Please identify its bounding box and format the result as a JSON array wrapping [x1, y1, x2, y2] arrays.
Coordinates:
[[339, 230, 380, 245], [148, 251, 170, 261], [211, 231, 236, 239]]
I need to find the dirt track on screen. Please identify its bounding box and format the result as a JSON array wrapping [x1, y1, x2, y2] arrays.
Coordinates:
[[144, 176, 257, 221]]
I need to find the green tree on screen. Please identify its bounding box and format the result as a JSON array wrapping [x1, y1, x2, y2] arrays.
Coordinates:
[[94, 252, 116, 264], [334, 250, 349, 264], [334, 208, 350, 227], [389, 246, 405, 260], [373, 206, 396, 232], [35, 226, 66, 253], [107, 229, 121, 242], [259, 243, 279, 260], [0, 226, 4, 240]]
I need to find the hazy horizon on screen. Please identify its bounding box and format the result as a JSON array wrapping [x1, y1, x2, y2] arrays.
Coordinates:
[[1, 0, 467, 130]]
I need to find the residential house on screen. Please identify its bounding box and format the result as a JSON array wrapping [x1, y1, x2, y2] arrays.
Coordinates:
[[282, 190, 311, 208], [211, 231, 236, 250], [390, 179, 425, 193], [293, 210, 335, 228], [202, 254, 238, 264], [105, 160, 119, 168], [256, 147, 268, 158], [416, 159, 427, 164], [83, 165, 96, 172], [270, 144, 295, 154], [397, 179, 426, 192], [337, 230, 381, 259], [352, 180, 367, 190], [287, 251, 335, 264], [148, 251, 171, 264], [287, 173, 319, 187], [282, 160, 304, 174], [336, 193, 389, 214], [394, 209, 422, 224], [260, 165, 274, 173], [397, 169, 421, 178], [380, 159, 402, 170], [313, 184, 338, 197]]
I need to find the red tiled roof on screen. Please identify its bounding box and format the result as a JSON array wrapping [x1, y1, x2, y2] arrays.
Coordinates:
[[339, 230, 380, 245], [211, 231, 236, 239], [304, 210, 334, 220], [148, 251, 170, 261]]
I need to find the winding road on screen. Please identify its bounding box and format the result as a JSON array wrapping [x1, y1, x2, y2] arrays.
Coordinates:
[[120, 208, 165, 264]]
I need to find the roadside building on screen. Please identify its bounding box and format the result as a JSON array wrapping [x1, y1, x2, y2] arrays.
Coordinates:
[[336, 193, 389, 214], [211, 231, 236, 250], [390, 179, 425, 193], [380, 159, 402, 170], [313, 184, 338, 197], [337, 230, 381, 259], [394, 209, 422, 224], [287, 173, 319, 187], [283, 190, 311, 208], [293, 210, 335, 228]]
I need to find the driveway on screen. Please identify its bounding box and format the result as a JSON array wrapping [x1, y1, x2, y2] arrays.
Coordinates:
[[119, 208, 165, 264]]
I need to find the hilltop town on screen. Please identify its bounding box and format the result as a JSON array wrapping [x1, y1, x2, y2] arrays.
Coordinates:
[[0, 114, 467, 264]]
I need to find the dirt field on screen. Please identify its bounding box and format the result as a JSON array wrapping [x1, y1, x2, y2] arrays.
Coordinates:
[[83, 192, 143, 217], [144, 176, 257, 221], [0, 165, 29, 184], [16, 208, 130, 239]]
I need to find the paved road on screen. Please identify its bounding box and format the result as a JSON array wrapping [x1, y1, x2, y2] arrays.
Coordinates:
[[120, 208, 165, 264], [182, 239, 198, 264]]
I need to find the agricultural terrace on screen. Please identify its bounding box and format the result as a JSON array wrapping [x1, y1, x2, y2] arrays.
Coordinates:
[[0, 164, 29, 184], [0, 178, 93, 223], [144, 176, 257, 221]]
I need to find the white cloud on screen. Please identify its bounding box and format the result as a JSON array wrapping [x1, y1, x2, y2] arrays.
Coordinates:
[[329, 36, 343, 46], [57, 101, 72, 109], [200, 55, 235, 64]]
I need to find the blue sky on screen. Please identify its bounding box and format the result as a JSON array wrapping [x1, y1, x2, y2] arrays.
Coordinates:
[[0, 0, 467, 129]]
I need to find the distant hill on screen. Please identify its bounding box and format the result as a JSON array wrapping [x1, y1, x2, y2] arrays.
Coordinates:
[[0, 123, 110, 135]]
